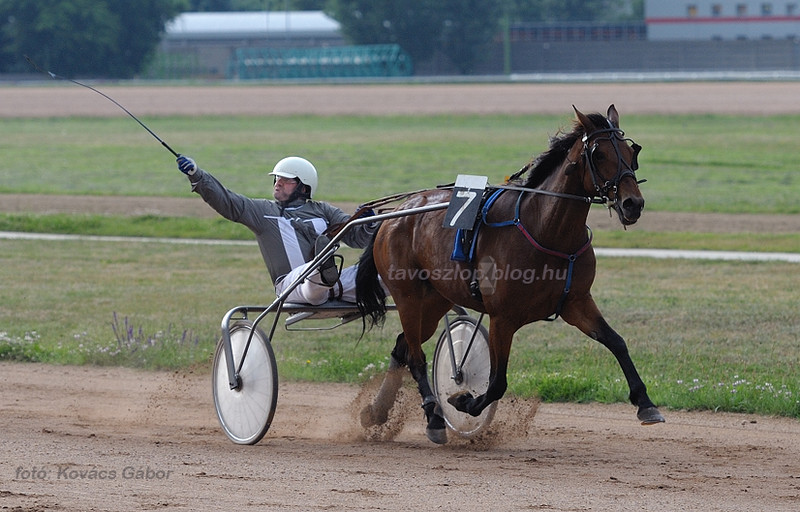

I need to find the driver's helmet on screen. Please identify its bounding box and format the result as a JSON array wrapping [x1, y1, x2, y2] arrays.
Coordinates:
[[269, 156, 318, 198]]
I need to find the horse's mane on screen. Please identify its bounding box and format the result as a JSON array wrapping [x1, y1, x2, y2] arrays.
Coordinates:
[[511, 112, 608, 189]]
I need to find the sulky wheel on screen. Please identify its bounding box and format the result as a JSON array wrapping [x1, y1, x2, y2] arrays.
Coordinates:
[[212, 320, 278, 445], [432, 315, 496, 438]]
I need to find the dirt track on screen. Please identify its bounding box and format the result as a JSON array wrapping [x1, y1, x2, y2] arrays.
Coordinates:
[[5, 81, 800, 117], [3, 363, 800, 512], [2, 82, 800, 511]]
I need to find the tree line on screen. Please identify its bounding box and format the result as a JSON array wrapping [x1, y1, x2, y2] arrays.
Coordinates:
[[0, 0, 642, 78]]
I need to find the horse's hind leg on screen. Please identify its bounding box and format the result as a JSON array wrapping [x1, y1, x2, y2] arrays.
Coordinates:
[[561, 297, 665, 424], [402, 332, 447, 445], [364, 331, 447, 444], [360, 335, 406, 428]]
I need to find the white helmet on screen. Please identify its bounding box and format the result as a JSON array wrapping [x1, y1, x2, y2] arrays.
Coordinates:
[[269, 156, 318, 198]]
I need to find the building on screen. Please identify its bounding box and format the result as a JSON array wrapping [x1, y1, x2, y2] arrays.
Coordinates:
[[163, 10, 341, 46], [646, 0, 800, 40], [148, 7, 800, 78], [151, 11, 343, 78]]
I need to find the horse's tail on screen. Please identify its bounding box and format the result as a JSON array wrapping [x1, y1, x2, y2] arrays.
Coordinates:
[[356, 232, 387, 333]]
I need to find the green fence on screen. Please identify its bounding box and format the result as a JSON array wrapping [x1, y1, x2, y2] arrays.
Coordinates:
[[229, 44, 413, 79], [142, 51, 203, 79]]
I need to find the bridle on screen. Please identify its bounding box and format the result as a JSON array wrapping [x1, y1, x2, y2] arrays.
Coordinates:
[[502, 118, 645, 207], [480, 119, 645, 317], [582, 122, 645, 206]]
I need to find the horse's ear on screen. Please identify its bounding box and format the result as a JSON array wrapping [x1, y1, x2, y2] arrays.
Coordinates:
[[607, 104, 619, 128], [572, 105, 592, 131]]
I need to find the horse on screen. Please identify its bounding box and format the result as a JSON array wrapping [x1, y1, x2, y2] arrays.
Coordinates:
[[356, 105, 665, 444]]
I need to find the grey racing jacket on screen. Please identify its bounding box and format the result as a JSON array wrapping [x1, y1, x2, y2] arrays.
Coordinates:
[[189, 168, 374, 284]]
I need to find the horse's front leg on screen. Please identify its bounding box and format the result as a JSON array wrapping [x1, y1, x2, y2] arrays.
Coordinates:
[[561, 297, 665, 425], [448, 319, 513, 417]]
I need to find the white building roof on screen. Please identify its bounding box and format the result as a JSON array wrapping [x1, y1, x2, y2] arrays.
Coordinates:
[[165, 11, 340, 39]]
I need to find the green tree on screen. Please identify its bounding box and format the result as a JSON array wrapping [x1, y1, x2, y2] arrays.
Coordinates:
[[439, 0, 503, 73], [187, 0, 327, 10], [0, 0, 184, 77], [326, 0, 444, 63], [327, 0, 502, 73]]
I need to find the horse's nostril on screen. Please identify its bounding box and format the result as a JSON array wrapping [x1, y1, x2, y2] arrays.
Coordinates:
[[623, 197, 644, 209], [622, 197, 644, 219]]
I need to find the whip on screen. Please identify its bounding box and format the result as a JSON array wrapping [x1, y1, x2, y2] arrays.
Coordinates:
[[24, 55, 180, 158]]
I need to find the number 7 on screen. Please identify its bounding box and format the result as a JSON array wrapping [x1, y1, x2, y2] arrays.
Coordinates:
[[449, 190, 477, 227]]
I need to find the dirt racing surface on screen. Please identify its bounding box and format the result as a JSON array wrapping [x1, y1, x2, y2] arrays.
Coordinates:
[[3, 363, 800, 512], [4, 81, 800, 117], [2, 82, 800, 511]]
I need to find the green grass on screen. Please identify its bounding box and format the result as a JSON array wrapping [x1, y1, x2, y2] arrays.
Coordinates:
[[2, 212, 799, 254], [2, 113, 800, 213], [2, 109, 800, 419], [0, 213, 253, 240], [0, 240, 797, 418], [4, 113, 800, 254], [592, 229, 800, 253], [624, 114, 800, 214], [505, 257, 800, 417], [0, 240, 402, 377]]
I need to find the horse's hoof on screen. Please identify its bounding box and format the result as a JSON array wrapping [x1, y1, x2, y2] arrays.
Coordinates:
[[359, 405, 376, 427], [424, 403, 447, 444], [447, 391, 473, 413], [426, 427, 448, 445], [638, 406, 665, 425], [360, 404, 388, 428]]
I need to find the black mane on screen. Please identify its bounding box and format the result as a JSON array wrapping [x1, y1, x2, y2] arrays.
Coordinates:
[[513, 112, 608, 189]]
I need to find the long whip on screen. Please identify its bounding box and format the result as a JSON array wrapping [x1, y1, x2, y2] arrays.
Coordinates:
[[24, 55, 179, 158]]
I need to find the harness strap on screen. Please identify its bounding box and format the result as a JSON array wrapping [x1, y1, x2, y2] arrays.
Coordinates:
[[482, 188, 518, 228], [516, 222, 593, 320], [483, 188, 594, 320], [515, 223, 594, 261]]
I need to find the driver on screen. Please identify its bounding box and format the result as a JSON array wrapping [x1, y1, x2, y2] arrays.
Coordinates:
[[176, 154, 376, 305]]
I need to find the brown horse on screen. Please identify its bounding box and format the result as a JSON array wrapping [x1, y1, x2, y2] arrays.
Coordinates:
[[356, 105, 664, 444]]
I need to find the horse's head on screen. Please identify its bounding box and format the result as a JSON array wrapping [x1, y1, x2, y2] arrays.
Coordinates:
[[571, 105, 644, 226]]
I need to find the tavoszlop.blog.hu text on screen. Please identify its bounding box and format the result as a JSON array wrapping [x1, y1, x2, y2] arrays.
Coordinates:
[[385, 263, 567, 285]]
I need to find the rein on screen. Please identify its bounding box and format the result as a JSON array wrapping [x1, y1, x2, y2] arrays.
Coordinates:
[[492, 183, 606, 205], [323, 188, 432, 238]]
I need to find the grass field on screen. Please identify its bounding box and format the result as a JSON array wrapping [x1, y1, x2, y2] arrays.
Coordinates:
[[1, 240, 797, 417], [1, 112, 799, 418], [2, 113, 799, 213]]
